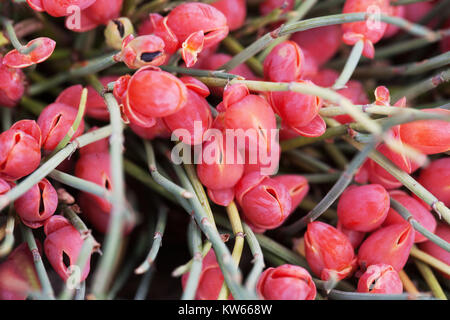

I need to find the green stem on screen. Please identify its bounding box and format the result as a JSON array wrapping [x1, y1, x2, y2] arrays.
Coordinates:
[[287, 149, 336, 173], [410, 245, 450, 277], [281, 139, 378, 236], [21, 224, 55, 300], [1, 107, 12, 131], [242, 223, 265, 294], [391, 199, 450, 252], [0, 206, 15, 257], [0, 126, 112, 212], [160, 65, 240, 79], [173, 164, 253, 300], [181, 220, 203, 300], [414, 259, 448, 300], [218, 201, 245, 300], [48, 169, 112, 202], [333, 40, 364, 90], [0, 17, 38, 54], [392, 68, 450, 102], [134, 268, 154, 300], [135, 205, 168, 274], [323, 142, 348, 170], [28, 52, 118, 96], [221, 36, 264, 76], [222, 12, 438, 72], [91, 93, 126, 299], [346, 139, 450, 225], [257, 0, 318, 61], [143, 141, 193, 199]]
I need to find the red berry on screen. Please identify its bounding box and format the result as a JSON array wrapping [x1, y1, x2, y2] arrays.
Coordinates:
[[304, 221, 357, 281], [399, 108, 450, 155], [0, 55, 25, 108], [26, 0, 96, 17], [114, 67, 188, 127], [272, 175, 309, 212], [0, 120, 42, 181], [383, 190, 436, 243], [14, 178, 58, 229], [181, 249, 232, 300], [257, 264, 316, 300], [0, 243, 41, 300], [163, 77, 212, 145], [417, 158, 450, 207], [291, 25, 342, 67], [263, 41, 304, 82], [342, 0, 392, 58], [116, 34, 167, 69], [44, 216, 93, 281], [358, 223, 414, 271], [337, 184, 390, 232], [166, 3, 229, 66], [37, 102, 85, 152], [4, 37, 56, 68], [196, 138, 244, 206], [65, 0, 123, 32], [235, 172, 292, 233], [138, 13, 179, 56], [212, 0, 247, 31], [267, 80, 325, 137], [418, 224, 450, 279], [357, 264, 403, 294]]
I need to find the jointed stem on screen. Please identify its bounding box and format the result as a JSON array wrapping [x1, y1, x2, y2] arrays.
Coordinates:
[[333, 40, 364, 90], [0, 126, 112, 212], [410, 246, 450, 277], [135, 205, 168, 274], [391, 199, 450, 252], [181, 220, 204, 300], [21, 224, 55, 300], [91, 93, 126, 299], [218, 201, 245, 299], [242, 223, 265, 294], [414, 259, 448, 300]]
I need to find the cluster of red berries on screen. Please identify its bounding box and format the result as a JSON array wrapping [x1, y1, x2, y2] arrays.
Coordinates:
[[0, 0, 449, 301]]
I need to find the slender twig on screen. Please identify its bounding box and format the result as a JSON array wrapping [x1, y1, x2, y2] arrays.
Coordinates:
[[242, 223, 265, 293], [315, 280, 434, 300], [221, 36, 264, 76], [48, 170, 113, 202], [398, 270, 420, 295], [257, 0, 318, 61], [21, 224, 55, 300], [391, 199, 450, 252], [172, 241, 212, 277], [345, 139, 450, 224], [161, 65, 240, 79], [218, 201, 245, 300], [198, 77, 382, 136], [28, 52, 118, 96], [1, 107, 12, 131], [135, 205, 168, 274], [0, 126, 112, 212], [173, 164, 253, 300], [410, 245, 450, 277], [221, 12, 438, 72], [414, 259, 448, 300], [0, 17, 39, 54], [287, 149, 336, 173], [91, 93, 126, 299], [281, 138, 378, 235], [323, 142, 348, 170], [134, 268, 155, 300], [143, 141, 193, 199], [333, 40, 364, 90], [181, 219, 204, 300], [0, 206, 15, 257], [392, 69, 450, 102]]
